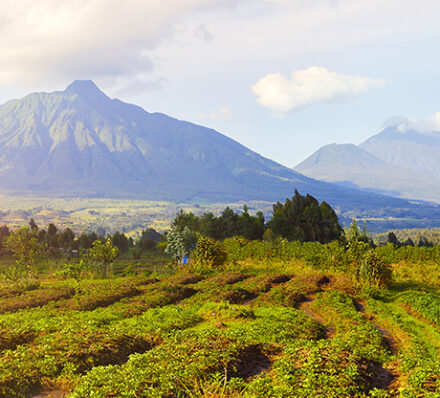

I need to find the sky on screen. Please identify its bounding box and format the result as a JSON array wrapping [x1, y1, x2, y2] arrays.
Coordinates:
[[0, 0, 439, 167]]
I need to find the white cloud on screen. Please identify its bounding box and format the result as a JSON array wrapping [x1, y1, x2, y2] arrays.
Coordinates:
[[193, 24, 213, 43], [385, 113, 440, 134], [109, 77, 167, 98], [0, 0, 239, 87], [220, 107, 232, 120], [265, 0, 339, 8], [198, 107, 232, 120], [252, 66, 386, 112]]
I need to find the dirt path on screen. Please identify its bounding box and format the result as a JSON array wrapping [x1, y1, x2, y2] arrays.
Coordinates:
[[297, 294, 335, 339], [31, 391, 66, 398], [353, 299, 401, 394], [353, 300, 399, 354]]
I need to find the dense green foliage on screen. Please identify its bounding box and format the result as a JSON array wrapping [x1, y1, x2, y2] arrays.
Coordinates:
[[86, 238, 119, 282], [190, 237, 227, 273], [358, 251, 392, 288], [172, 205, 265, 241], [267, 190, 343, 243], [172, 191, 342, 244]]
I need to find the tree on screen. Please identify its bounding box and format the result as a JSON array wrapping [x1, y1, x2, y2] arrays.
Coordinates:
[[58, 228, 75, 250], [4, 226, 46, 289], [112, 231, 129, 253], [171, 207, 265, 241], [46, 223, 58, 248], [267, 190, 342, 243], [218, 207, 239, 238], [346, 220, 372, 268], [136, 228, 161, 252], [387, 232, 399, 246], [358, 250, 392, 288], [346, 220, 371, 244], [165, 226, 198, 264], [417, 235, 433, 248], [86, 238, 119, 283], [77, 232, 99, 251], [236, 206, 265, 240], [29, 218, 38, 231], [172, 211, 200, 232], [0, 225, 10, 249]]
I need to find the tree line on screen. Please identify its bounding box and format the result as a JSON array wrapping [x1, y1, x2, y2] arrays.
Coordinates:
[[172, 190, 342, 244], [0, 219, 162, 256]]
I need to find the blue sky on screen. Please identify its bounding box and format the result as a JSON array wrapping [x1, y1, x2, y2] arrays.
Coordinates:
[[0, 0, 439, 167]]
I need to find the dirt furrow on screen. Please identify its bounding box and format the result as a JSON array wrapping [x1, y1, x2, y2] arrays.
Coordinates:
[[353, 299, 401, 394], [297, 294, 335, 339]]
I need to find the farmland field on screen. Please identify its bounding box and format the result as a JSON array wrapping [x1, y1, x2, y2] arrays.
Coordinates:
[[0, 242, 439, 397], [1, 194, 440, 237], [0, 195, 273, 238]]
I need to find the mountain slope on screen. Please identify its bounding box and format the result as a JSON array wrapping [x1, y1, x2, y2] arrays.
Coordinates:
[[295, 143, 440, 202], [1, 80, 440, 230], [0, 80, 308, 201], [360, 127, 440, 177]]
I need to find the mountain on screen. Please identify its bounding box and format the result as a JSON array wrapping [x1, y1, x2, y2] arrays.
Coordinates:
[[360, 126, 440, 177], [0, 80, 307, 202], [1, 80, 440, 231], [295, 143, 440, 202]]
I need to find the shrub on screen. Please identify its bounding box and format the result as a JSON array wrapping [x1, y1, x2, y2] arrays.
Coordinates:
[[3, 226, 46, 290], [223, 236, 249, 263], [358, 251, 392, 288], [191, 237, 227, 273]]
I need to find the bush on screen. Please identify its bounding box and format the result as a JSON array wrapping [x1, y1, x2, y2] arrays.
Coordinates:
[[191, 237, 227, 273], [358, 251, 392, 288], [223, 236, 249, 263]]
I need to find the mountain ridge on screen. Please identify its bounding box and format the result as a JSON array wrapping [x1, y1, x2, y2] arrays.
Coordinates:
[[295, 127, 440, 203], [0, 80, 334, 202], [360, 127, 440, 177], [1, 80, 440, 231]]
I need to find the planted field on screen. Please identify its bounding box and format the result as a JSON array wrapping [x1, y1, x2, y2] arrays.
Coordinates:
[[0, 258, 439, 397]]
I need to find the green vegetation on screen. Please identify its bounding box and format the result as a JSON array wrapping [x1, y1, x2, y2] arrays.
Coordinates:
[[268, 190, 342, 243], [0, 234, 438, 396], [3, 227, 45, 290], [0, 195, 273, 238], [0, 195, 439, 397]]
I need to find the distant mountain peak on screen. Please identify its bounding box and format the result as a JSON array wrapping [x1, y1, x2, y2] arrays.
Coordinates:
[[65, 79, 107, 99], [2, 81, 440, 231]]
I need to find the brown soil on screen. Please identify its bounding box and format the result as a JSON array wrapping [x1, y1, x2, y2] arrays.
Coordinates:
[[219, 288, 258, 304], [296, 276, 334, 338], [353, 299, 401, 393], [172, 274, 205, 285], [31, 391, 66, 398], [232, 345, 272, 379], [353, 300, 399, 355], [368, 361, 395, 390], [0, 331, 37, 351], [297, 294, 335, 338], [212, 272, 252, 286]]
